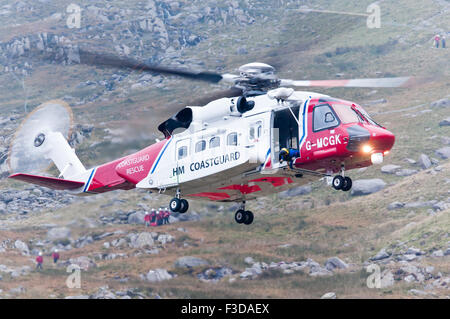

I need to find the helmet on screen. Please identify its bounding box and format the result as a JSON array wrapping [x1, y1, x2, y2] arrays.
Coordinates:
[[38, 252, 42, 256], [54, 249, 58, 253]]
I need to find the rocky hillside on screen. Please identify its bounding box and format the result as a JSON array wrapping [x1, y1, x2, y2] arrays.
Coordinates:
[[0, 0, 449, 298]]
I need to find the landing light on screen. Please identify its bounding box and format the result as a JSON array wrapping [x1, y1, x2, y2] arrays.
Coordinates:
[[362, 144, 373, 153], [371, 153, 384, 165]]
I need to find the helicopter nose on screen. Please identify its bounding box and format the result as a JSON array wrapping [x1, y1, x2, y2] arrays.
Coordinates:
[[369, 128, 395, 152], [346, 125, 395, 154]]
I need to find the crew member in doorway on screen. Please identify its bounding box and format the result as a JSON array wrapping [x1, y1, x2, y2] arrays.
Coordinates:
[[279, 147, 300, 168]]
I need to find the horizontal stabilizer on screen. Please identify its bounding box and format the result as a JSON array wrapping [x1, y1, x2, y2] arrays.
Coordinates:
[[9, 173, 85, 190]]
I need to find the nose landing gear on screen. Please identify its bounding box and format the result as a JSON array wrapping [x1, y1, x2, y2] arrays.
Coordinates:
[[332, 166, 352, 192], [234, 201, 254, 225], [169, 189, 189, 214]]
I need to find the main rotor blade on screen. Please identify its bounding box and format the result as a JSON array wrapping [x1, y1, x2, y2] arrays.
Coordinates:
[[188, 87, 244, 106], [78, 49, 223, 83], [280, 77, 417, 88]]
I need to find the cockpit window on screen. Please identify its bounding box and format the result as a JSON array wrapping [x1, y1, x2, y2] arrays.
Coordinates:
[[332, 104, 363, 124], [357, 106, 382, 127], [313, 104, 340, 131]]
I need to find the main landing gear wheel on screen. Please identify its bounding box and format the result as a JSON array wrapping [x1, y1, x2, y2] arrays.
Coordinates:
[[235, 210, 254, 225], [169, 198, 189, 213], [341, 177, 352, 192], [332, 175, 345, 190], [179, 199, 189, 214], [243, 211, 254, 225], [170, 198, 181, 212], [235, 209, 246, 224]]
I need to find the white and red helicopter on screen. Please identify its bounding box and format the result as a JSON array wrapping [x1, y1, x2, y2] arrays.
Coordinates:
[[8, 51, 411, 225]]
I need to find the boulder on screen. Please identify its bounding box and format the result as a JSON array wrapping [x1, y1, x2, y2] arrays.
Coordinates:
[[406, 247, 424, 255], [370, 248, 391, 261], [321, 292, 336, 299], [127, 211, 145, 224], [387, 202, 405, 210], [435, 147, 450, 159], [430, 97, 450, 108], [324, 257, 348, 271], [157, 234, 174, 244], [380, 270, 395, 288], [130, 232, 154, 248], [14, 240, 29, 255], [90, 286, 116, 299], [69, 256, 97, 271], [278, 185, 312, 198], [145, 269, 173, 282], [244, 257, 255, 265], [439, 117, 450, 127], [47, 227, 71, 240], [65, 295, 90, 299], [174, 256, 209, 268], [395, 169, 418, 177], [418, 154, 432, 169], [431, 250, 444, 257], [351, 179, 386, 196], [381, 164, 401, 174], [198, 267, 233, 282]]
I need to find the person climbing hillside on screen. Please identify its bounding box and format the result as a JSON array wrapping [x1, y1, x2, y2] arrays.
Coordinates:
[[36, 252, 44, 270], [433, 34, 441, 48], [52, 249, 60, 264]]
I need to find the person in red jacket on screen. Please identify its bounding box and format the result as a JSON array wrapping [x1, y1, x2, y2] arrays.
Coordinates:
[[150, 209, 157, 226], [144, 211, 151, 227], [434, 34, 440, 48], [156, 210, 163, 226], [36, 252, 43, 270], [163, 208, 171, 225], [52, 249, 60, 264]]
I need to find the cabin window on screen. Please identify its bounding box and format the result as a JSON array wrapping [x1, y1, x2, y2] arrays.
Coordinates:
[[209, 136, 220, 148], [195, 140, 206, 153], [227, 132, 238, 146], [178, 146, 188, 159], [257, 123, 262, 137], [249, 127, 255, 140], [313, 104, 339, 132]]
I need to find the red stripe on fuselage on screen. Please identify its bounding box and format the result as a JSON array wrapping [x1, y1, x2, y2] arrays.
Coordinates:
[[218, 184, 262, 194], [188, 192, 231, 201], [249, 176, 293, 187], [87, 139, 168, 193], [115, 139, 168, 185]]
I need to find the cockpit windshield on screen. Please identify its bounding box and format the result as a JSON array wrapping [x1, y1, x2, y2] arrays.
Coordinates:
[[331, 103, 382, 127], [331, 104, 364, 124], [356, 106, 382, 127]]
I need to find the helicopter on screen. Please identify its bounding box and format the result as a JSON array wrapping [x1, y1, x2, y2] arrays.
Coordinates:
[[8, 50, 410, 225]]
